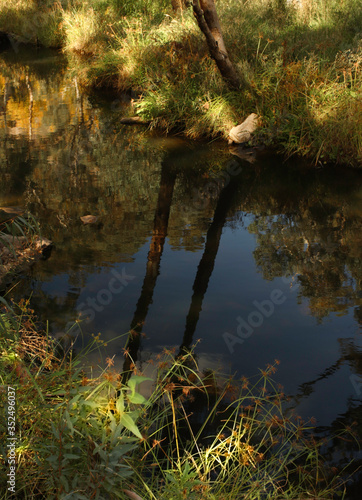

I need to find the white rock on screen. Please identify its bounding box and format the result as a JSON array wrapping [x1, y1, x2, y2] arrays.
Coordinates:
[[228, 113, 259, 144], [80, 215, 99, 224]]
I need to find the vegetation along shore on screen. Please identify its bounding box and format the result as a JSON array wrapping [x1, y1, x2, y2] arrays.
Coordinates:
[[0, 0, 361, 166]]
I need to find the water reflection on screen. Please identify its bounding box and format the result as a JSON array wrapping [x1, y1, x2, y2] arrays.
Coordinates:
[[1, 48, 362, 439], [123, 157, 177, 375], [179, 162, 244, 355]]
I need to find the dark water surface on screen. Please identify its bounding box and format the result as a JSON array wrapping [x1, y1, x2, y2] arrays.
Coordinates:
[[1, 47, 362, 482]]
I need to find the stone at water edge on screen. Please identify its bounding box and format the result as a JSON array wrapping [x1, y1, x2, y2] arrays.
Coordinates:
[[80, 215, 99, 224], [34, 238, 52, 251], [228, 113, 260, 145]]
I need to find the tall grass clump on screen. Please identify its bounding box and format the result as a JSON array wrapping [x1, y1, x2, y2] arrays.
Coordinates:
[[61, 0, 171, 55], [0, 299, 145, 498], [0, 0, 64, 47], [0, 301, 355, 498], [134, 351, 352, 499], [0, 213, 46, 287], [62, 7, 107, 54]]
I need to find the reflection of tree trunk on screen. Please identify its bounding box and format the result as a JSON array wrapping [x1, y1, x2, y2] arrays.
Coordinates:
[[69, 78, 86, 187], [179, 171, 242, 354], [74, 77, 84, 122], [26, 76, 33, 140], [1, 80, 10, 129], [122, 162, 177, 377], [192, 0, 242, 90], [1, 82, 10, 164]]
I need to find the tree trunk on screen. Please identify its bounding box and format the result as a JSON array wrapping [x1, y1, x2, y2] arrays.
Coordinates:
[[192, 0, 242, 90]]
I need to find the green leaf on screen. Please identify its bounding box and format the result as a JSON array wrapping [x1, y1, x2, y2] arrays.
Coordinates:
[[112, 422, 125, 443], [64, 410, 74, 435], [116, 393, 125, 414], [128, 409, 140, 421], [69, 394, 81, 405], [120, 413, 142, 439], [127, 375, 150, 394], [46, 454, 58, 464], [93, 444, 107, 461], [108, 411, 116, 434], [50, 422, 60, 439], [80, 400, 99, 409], [59, 475, 69, 492], [128, 392, 147, 405], [52, 390, 67, 396]]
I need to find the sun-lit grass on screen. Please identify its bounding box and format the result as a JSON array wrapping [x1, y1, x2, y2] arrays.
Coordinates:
[[0, 0, 361, 164], [62, 7, 107, 54], [0, 0, 64, 47]]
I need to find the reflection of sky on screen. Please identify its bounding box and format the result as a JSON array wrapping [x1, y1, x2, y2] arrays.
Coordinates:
[[40, 274, 75, 299], [42, 219, 362, 426]]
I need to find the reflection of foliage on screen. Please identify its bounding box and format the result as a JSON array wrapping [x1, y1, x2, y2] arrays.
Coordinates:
[[246, 185, 362, 322], [0, 50, 234, 271], [1, 50, 362, 329], [0, 51, 234, 331], [315, 339, 362, 499], [173, 153, 362, 354]]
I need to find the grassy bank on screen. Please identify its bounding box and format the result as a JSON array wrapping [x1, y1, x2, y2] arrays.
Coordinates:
[[0, 212, 50, 290], [0, 298, 356, 499], [0, 0, 361, 166]]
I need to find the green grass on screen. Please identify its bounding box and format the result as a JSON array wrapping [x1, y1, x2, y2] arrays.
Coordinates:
[[0, 0, 64, 47], [0, 299, 355, 499], [0, 0, 361, 165], [0, 213, 40, 257]]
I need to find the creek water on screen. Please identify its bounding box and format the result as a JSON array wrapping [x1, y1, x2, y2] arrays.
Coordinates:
[[1, 46, 362, 486]]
